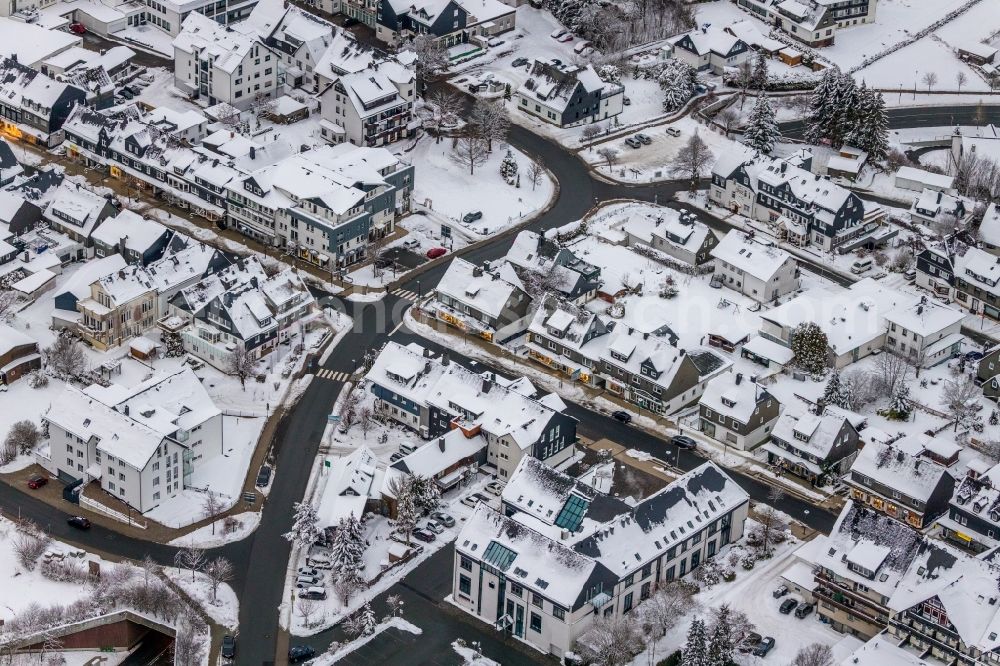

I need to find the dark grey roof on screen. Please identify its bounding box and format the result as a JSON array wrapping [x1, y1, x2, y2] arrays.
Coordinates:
[[689, 349, 728, 376]]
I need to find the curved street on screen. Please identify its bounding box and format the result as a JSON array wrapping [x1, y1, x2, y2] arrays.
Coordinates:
[[1, 98, 996, 664]]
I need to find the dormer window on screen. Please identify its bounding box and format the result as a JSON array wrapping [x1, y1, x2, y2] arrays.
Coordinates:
[[721, 397, 735, 408]]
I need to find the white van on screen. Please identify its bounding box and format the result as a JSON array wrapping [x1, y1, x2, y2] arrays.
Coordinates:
[[851, 257, 873, 274]]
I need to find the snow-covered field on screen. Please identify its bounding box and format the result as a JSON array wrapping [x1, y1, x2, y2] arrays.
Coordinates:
[[168, 511, 262, 548], [165, 566, 240, 629]]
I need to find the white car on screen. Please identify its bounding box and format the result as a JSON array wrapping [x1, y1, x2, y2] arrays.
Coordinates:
[[403, 238, 419, 249], [573, 40, 592, 55], [485, 480, 505, 496], [556, 33, 574, 43], [487, 37, 505, 47], [424, 519, 445, 534], [550, 28, 567, 39]]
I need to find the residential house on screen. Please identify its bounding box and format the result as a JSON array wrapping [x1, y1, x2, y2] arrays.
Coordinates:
[[733, 0, 878, 47], [91, 210, 172, 266], [698, 371, 780, 451], [949, 124, 1000, 176], [385, 428, 487, 501], [710, 231, 799, 302], [618, 206, 718, 266], [941, 462, 1000, 554], [0, 56, 87, 147], [710, 149, 884, 253], [978, 345, 1000, 402], [504, 230, 601, 304], [361, 0, 516, 48], [663, 26, 751, 74], [979, 203, 1000, 255], [452, 461, 749, 657], [515, 60, 623, 128], [76, 264, 157, 350], [910, 189, 968, 228], [894, 166, 955, 194], [42, 183, 118, 256], [882, 295, 965, 368], [51, 254, 128, 329], [317, 445, 384, 525], [0, 324, 40, 384], [0, 18, 81, 69], [0, 191, 43, 236], [318, 58, 415, 147], [526, 303, 614, 386], [365, 341, 578, 479], [172, 13, 280, 109], [312, 30, 382, 91], [915, 242, 1000, 321], [258, 4, 336, 88], [762, 404, 862, 484], [145, 107, 210, 143], [41, 367, 222, 512], [847, 435, 956, 529], [433, 258, 532, 344]]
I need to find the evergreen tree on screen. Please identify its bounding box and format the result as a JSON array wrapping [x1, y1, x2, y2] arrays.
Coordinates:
[[822, 370, 842, 405], [790, 322, 829, 377], [742, 93, 780, 154], [682, 618, 708, 666], [707, 606, 734, 666], [329, 515, 366, 571], [858, 90, 890, 163], [500, 149, 518, 186], [359, 602, 377, 636], [282, 502, 319, 547], [659, 60, 696, 113], [889, 383, 911, 419], [828, 72, 858, 147], [751, 51, 769, 90], [805, 67, 842, 145]]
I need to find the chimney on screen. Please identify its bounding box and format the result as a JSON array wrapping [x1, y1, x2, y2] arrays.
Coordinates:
[[423, 360, 431, 374], [735, 372, 742, 385], [482, 377, 492, 393], [124, 404, 129, 416], [442, 353, 450, 366], [643, 332, 649, 340], [473, 266, 483, 278], [438, 437, 446, 452], [937, 191, 942, 203]]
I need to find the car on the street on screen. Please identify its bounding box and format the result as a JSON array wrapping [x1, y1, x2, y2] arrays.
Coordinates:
[[413, 528, 436, 542], [256, 465, 272, 488], [795, 603, 814, 618], [27, 474, 48, 489], [779, 598, 798, 614], [221, 635, 236, 659], [624, 136, 642, 149], [403, 238, 420, 249], [485, 480, 504, 496], [426, 247, 448, 259], [463, 210, 483, 224], [671, 435, 697, 450], [738, 632, 763, 653], [550, 28, 567, 39], [424, 519, 444, 534], [511, 57, 529, 67], [753, 637, 775, 657], [289, 645, 317, 662], [431, 511, 455, 527], [635, 133, 652, 145], [67, 516, 91, 530], [612, 410, 632, 424], [772, 584, 788, 598]]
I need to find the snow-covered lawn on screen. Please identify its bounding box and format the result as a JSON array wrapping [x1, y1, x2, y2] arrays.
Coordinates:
[[312, 617, 422, 665], [165, 566, 240, 630], [168, 511, 262, 548], [854, 37, 990, 93]]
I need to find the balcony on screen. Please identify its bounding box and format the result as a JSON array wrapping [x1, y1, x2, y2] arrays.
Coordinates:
[[814, 586, 885, 626]]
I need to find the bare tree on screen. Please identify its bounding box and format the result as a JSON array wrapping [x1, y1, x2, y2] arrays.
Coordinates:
[[297, 598, 318, 626], [45, 334, 86, 380], [141, 554, 161, 590], [0, 290, 21, 322], [638, 583, 697, 665], [5, 420, 39, 456], [334, 569, 365, 605], [526, 160, 544, 191], [226, 346, 255, 389], [451, 134, 489, 175], [12, 529, 48, 571], [469, 99, 509, 152], [201, 491, 224, 535], [872, 351, 910, 395], [204, 557, 234, 602], [670, 131, 713, 190], [172, 614, 206, 666], [596, 147, 619, 169], [581, 124, 602, 143], [413, 34, 448, 82], [251, 92, 276, 119], [956, 71, 968, 93], [921, 71, 938, 92], [427, 89, 462, 141], [942, 376, 982, 431], [359, 406, 374, 439], [174, 547, 206, 582], [716, 107, 740, 138], [792, 643, 834, 666], [575, 615, 644, 666]]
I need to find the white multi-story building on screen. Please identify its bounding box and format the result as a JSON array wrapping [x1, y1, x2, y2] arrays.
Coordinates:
[[173, 13, 280, 108], [733, 0, 878, 47], [42, 368, 222, 513], [318, 59, 415, 147], [710, 231, 799, 302]]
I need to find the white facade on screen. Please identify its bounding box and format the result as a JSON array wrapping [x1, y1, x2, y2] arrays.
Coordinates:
[[711, 232, 799, 302]]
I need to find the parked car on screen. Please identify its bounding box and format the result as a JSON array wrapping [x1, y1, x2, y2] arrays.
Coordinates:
[[772, 584, 788, 598], [485, 481, 504, 496], [511, 57, 529, 67], [550, 28, 567, 39], [573, 40, 592, 54], [295, 575, 321, 587], [431, 511, 455, 527], [424, 519, 444, 534], [624, 136, 642, 149], [119, 88, 134, 100], [289, 645, 317, 662], [463, 210, 483, 224], [778, 598, 798, 614], [623, 96, 631, 106], [426, 247, 448, 259], [753, 637, 775, 657], [413, 528, 436, 542], [67, 516, 91, 530], [403, 238, 420, 249], [612, 410, 632, 424], [374, 254, 394, 269], [297, 567, 319, 577], [27, 474, 48, 489], [221, 635, 236, 659], [472, 492, 491, 504], [487, 37, 505, 47], [69, 22, 86, 34], [298, 586, 326, 600], [665, 126, 681, 137], [739, 632, 763, 653], [635, 133, 652, 145], [461, 495, 480, 508], [390, 451, 405, 462], [256, 465, 272, 488], [795, 603, 814, 618], [671, 435, 697, 450], [306, 555, 333, 569]]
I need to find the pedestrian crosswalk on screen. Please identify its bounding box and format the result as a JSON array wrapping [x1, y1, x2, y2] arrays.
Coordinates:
[[391, 288, 419, 302], [316, 369, 351, 382]]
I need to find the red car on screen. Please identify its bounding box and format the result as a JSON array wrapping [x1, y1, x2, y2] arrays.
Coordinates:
[[69, 22, 87, 34], [27, 475, 48, 489], [426, 247, 447, 259]]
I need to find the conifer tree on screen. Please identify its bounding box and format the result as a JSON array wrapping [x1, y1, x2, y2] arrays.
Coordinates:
[[743, 93, 780, 154], [682, 618, 708, 666]]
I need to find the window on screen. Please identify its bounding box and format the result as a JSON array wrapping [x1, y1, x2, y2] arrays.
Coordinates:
[[553, 606, 566, 621], [460, 555, 473, 571], [459, 575, 471, 596], [530, 612, 542, 633], [623, 592, 633, 613], [532, 592, 543, 608], [510, 583, 523, 597]]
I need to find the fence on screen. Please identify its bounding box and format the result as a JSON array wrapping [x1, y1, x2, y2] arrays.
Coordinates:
[[79, 494, 148, 529]]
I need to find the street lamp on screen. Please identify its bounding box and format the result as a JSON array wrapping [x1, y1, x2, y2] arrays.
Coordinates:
[[416, 280, 421, 299]]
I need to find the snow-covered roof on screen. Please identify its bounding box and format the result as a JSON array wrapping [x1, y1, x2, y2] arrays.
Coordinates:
[[668, 25, 744, 57], [44, 183, 109, 237], [979, 203, 1000, 247], [54, 254, 128, 305], [391, 428, 485, 478], [0, 17, 80, 67], [436, 257, 523, 318], [741, 335, 794, 365], [770, 404, 856, 460], [895, 165, 954, 191], [883, 296, 964, 337], [173, 13, 264, 74], [620, 206, 711, 253], [517, 61, 615, 114], [699, 371, 774, 423], [955, 40, 998, 60], [90, 209, 168, 253], [840, 634, 933, 666], [850, 435, 952, 503], [710, 231, 794, 282], [0, 324, 36, 356], [95, 263, 156, 306]]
